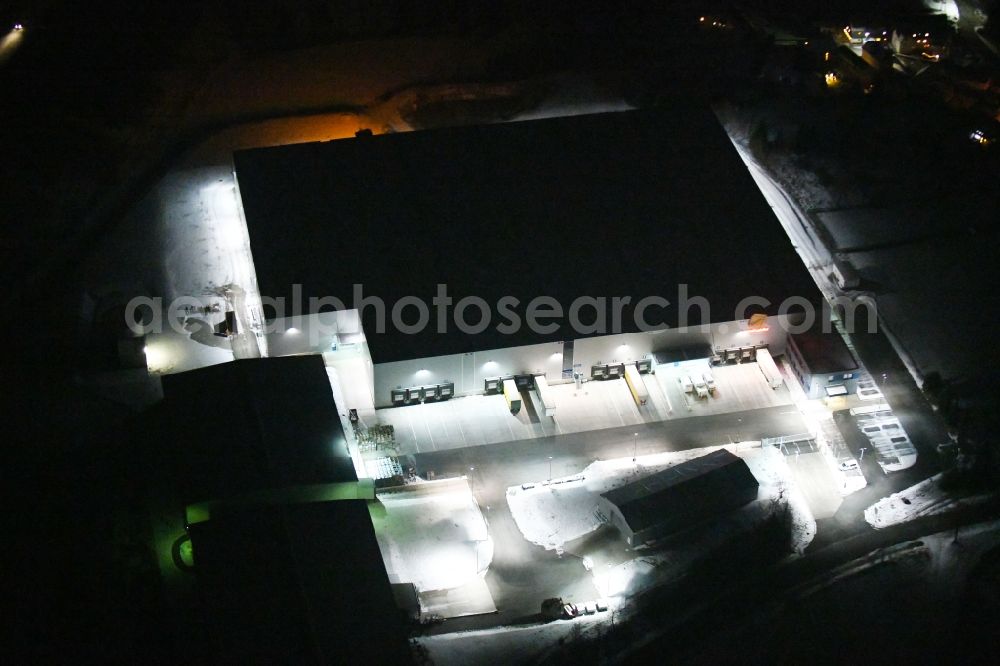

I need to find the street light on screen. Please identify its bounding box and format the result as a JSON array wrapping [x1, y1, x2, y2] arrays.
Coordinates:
[[633, 432, 638, 463], [548, 456, 553, 482], [469, 466, 475, 495], [859, 447, 867, 463]]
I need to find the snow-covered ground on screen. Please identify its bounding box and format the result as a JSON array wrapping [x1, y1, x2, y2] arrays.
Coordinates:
[[370, 479, 493, 591], [416, 609, 611, 666], [864, 473, 994, 529], [419, 518, 1000, 666]]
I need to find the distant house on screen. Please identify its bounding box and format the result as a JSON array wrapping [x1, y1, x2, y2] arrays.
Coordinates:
[[785, 327, 859, 399], [599, 449, 759, 547]]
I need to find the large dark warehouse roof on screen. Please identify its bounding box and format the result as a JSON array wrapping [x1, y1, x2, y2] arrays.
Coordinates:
[[234, 104, 821, 363]]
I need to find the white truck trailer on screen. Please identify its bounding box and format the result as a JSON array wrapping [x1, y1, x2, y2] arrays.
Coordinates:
[[534, 374, 556, 417], [755, 348, 784, 389]]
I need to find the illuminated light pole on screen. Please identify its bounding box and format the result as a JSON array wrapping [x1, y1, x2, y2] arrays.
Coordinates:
[[469, 466, 475, 496], [633, 432, 638, 463]]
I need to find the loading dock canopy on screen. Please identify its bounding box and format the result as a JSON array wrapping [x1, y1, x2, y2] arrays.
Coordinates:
[[602, 449, 759, 537], [235, 105, 822, 364]]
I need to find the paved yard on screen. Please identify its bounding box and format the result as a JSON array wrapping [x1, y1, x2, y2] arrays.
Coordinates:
[[786, 451, 844, 520], [378, 362, 793, 455], [369, 479, 496, 618]]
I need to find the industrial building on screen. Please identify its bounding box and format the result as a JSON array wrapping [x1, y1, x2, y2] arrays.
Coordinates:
[[785, 327, 859, 399], [230, 104, 823, 418], [155, 356, 409, 663], [599, 449, 760, 546]]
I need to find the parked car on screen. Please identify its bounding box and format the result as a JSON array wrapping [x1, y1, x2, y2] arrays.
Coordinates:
[[838, 459, 860, 471]]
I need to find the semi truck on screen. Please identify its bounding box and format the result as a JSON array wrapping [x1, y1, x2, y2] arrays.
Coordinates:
[[624, 363, 649, 406]]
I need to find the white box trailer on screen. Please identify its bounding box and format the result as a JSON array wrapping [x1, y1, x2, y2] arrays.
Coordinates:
[[755, 348, 784, 389], [624, 363, 649, 406], [702, 371, 716, 394], [534, 374, 556, 417], [503, 378, 522, 415]]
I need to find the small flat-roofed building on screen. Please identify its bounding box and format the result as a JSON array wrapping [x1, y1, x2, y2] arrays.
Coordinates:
[[599, 449, 759, 546], [785, 327, 859, 399]]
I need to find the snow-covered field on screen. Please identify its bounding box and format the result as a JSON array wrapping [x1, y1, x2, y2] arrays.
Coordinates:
[[370, 480, 493, 592], [864, 473, 994, 529]]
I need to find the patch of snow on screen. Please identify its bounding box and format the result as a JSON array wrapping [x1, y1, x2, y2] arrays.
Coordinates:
[[371, 481, 493, 591], [864, 473, 993, 529], [416, 610, 611, 666]]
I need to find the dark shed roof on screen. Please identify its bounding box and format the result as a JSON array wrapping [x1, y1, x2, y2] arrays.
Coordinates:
[[160, 356, 355, 505], [789, 327, 858, 375], [235, 105, 821, 363], [602, 449, 759, 534], [189, 501, 411, 665]]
